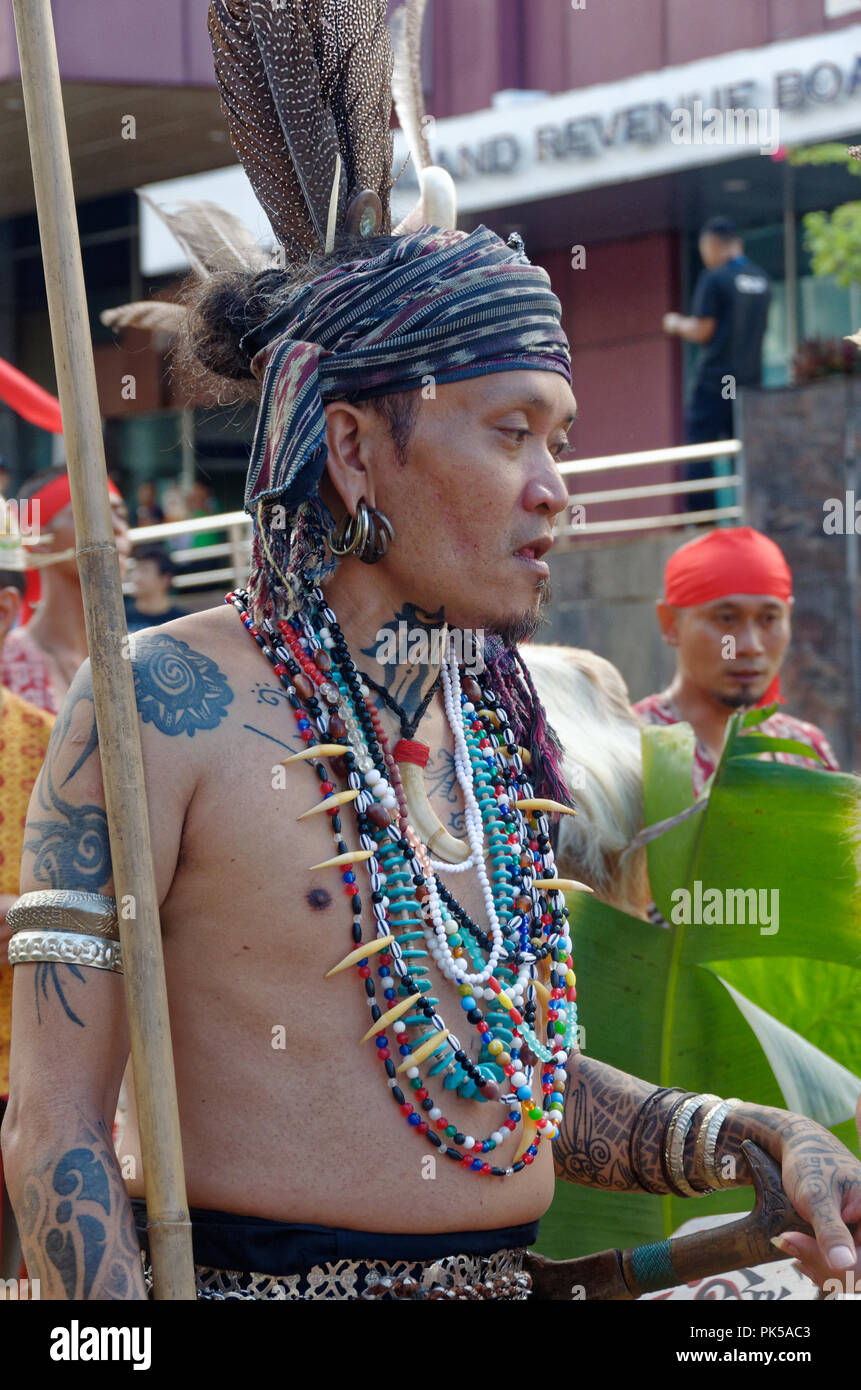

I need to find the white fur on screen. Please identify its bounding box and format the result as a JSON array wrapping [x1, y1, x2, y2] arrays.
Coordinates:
[[521, 644, 649, 918]]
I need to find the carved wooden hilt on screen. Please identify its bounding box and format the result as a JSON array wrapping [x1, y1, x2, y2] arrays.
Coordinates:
[[526, 1141, 816, 1300]]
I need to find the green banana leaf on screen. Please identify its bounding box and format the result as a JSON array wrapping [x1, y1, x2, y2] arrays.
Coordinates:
[[537, 711, 861, 1260]]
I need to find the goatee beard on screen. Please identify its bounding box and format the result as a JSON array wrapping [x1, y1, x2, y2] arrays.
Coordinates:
[[486, 577, 552, 648], [716, 690, 760, 710]]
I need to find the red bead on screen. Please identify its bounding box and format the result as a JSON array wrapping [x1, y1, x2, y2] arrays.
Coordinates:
[[487, 977, 502, 994], [503, 1064, 515, 1076], [505, 1118, 517, 1131], [345, 884, 359, 897], [416, 1087, 428, 1100], [358, 966, 371, 979], [435, 1118, 448, 1130], [320, 780, 334, 793], [461, 1155, 473, 1167], [301, 730, 314, 743], [482, 1163, 492, 1174], [273, 663, 288, 676], [509, 1008, 523, 1026], [400, 1103, 413, 1116], [542, 1083, 553, 1093], [417, 1121, 429, 1134], [523, 1153, 535, 1165], [378, 1049, 390, 1060]]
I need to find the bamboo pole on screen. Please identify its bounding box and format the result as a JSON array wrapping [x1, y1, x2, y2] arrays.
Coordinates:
[[12, 0, 196, 1300]]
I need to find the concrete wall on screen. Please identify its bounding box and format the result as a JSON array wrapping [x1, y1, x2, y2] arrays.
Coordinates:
[[542, 377, 861, 773], [543, 531, 681, 706], [742, 376, 861, 772]]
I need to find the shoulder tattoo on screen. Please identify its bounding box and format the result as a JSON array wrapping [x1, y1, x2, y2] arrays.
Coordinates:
[[130, 631, 233, 736]]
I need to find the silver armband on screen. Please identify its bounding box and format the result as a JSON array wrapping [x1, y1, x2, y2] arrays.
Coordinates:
[[7, 890, 119, 940], [8, 931, 123, 974], [6, 890, 122, 974]]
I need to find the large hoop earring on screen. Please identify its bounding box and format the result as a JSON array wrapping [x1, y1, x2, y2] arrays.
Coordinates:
[[328, 498, 394, 564], [328, 500, 369, 557], [357, 506, 394, 565]]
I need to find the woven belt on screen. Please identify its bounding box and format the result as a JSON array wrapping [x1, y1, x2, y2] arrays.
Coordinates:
[[142, 1249, 532, 1300]]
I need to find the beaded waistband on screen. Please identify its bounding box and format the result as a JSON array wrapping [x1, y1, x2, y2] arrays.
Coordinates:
[[142, 1248, 532, 1300]]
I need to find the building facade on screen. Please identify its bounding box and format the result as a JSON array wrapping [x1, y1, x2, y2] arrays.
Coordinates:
[[1, 0, 861, 514]]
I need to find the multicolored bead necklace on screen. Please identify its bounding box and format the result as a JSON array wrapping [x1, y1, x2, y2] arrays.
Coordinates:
[[226, 585, 580, 1176]]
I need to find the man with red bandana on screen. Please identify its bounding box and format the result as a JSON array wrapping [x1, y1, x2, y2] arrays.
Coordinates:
[[634, 527, 839, 795], [0, 469, 129, 714]]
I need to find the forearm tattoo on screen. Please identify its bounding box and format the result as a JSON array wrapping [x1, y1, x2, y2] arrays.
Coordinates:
[[553, 1055, 658, 1190], [554, 1056, 761, 1194], [553, 1056, 847, 1201], [15, 1114, 146, 1300]]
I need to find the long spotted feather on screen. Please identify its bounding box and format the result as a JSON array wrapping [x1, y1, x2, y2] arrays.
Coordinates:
[[208, 0, 393, 258]]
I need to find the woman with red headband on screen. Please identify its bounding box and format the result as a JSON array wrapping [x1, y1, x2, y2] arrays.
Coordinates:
[[0, 468, 130, 714], [634, 527, 840, 793]]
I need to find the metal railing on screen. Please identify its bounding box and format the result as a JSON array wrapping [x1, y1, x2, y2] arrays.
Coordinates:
[[126, 438, 744, 588], [128, 510, 251, 591], [554, 439, 744, 541]]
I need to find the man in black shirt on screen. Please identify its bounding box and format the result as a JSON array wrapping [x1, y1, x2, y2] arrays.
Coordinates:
[[125, 545, 187, 632], [664, 216, 771, 511]]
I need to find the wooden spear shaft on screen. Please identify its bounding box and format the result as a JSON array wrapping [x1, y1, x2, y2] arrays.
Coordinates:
[[12, 0, 196, 1300]]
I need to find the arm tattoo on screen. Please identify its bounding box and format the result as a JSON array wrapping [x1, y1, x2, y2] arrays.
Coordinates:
[[131, 631, 233, 735], [35, 963, 86, 1028], [553, 1055, 656, 1190], [24, 670, 111, 893], [23, 637, 233, 1026], [17, 1114, 146, 1300]]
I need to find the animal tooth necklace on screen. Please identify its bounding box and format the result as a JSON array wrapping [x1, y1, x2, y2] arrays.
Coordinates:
[[227, 586, 582, 1177]]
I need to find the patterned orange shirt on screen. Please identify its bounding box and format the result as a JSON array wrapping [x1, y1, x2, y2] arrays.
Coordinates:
[[0, 687, 55, 1095]]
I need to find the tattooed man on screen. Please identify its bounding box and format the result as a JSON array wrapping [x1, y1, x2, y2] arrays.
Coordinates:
[[4, 0, 861, 1296]]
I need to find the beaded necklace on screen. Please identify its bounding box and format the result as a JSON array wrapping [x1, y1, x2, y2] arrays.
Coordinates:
[[227, 586, 578, 1177]]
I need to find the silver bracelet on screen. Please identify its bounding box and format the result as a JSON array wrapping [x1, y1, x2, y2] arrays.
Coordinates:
[[7, 889, 119, 941], [700, 1098, 743, 1189], [665, 1093, 720, 1197], [8, 930, 123, 974]]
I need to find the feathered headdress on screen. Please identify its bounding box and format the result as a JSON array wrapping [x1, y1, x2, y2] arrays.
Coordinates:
[[102, 0, 457, 338]]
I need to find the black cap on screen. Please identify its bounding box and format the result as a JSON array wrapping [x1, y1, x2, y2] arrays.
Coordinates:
[[700, 216, 740, 241]]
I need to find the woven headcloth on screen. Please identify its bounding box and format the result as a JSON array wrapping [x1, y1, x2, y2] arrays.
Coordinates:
[[241, 223, 572, 512]]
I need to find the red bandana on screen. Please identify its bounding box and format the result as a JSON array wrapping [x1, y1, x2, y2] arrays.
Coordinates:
[[19, 473, 123, 624], [664, 527, 792, 707]]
